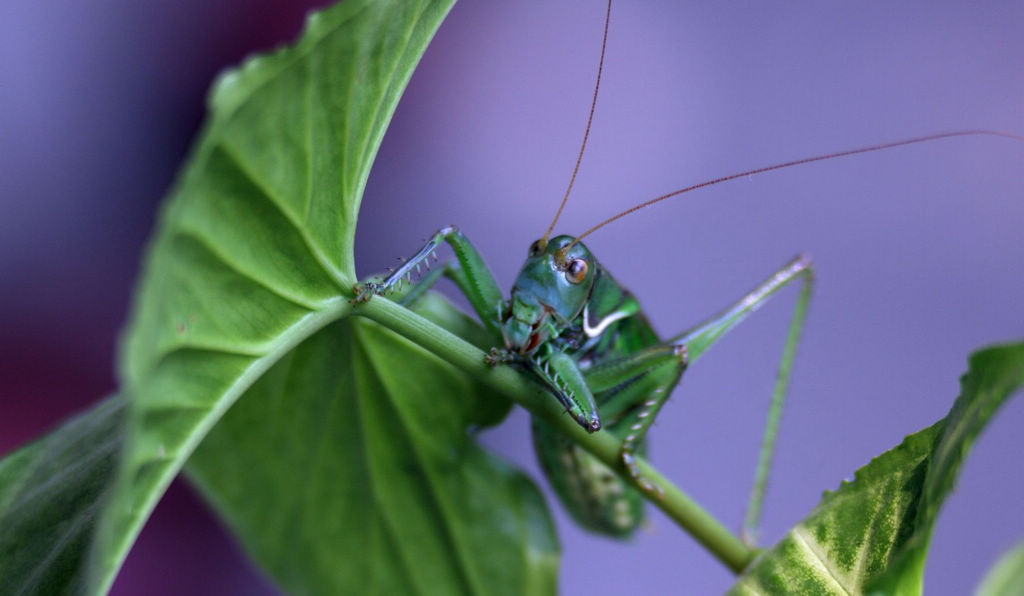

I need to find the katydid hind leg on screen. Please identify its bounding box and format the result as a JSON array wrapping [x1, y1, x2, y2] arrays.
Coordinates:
[[743, 261, 813, 546], [669, 255, 815, 545]]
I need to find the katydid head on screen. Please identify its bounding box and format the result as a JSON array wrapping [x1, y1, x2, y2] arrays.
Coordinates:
[[503, 236, 596, 355]]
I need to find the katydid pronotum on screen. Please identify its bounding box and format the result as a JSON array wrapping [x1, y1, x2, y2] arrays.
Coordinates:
[[353, 0, 1022, 543]]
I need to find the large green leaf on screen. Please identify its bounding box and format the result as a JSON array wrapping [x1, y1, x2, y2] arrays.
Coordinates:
[[55, 0, 552, 592], [91, 1, 454, 588], [187, 299, 555, 595], [0, 1, 558, 592], [0, 397, 125, 594], [728, 343, 1024, 595]]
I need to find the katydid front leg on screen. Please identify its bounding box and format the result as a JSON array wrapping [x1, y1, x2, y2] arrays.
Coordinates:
[[352, 225, 505, 340]]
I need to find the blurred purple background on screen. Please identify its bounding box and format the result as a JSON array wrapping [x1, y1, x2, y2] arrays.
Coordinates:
[[2, 1, 1022, 594]]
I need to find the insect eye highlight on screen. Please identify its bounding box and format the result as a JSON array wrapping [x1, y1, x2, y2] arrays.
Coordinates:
[[565, 258, 589, 284], [528, 239, 546, 257]]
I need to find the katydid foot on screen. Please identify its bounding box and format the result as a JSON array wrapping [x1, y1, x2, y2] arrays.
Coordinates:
[[350, 281, 383, 304]]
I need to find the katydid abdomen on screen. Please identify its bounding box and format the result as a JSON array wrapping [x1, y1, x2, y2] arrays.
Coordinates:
[[531, 419, 647, 537]]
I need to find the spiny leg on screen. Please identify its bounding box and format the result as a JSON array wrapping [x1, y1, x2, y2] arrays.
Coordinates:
[[670, 255, 814, 545], [375, 264, 446, 308], [530, 350, 602, 433], [352, 225, 506, 341], [583, 344, 690, 499]]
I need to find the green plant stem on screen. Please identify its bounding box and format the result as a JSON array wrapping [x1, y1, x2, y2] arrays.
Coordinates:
[[355, 296, 757, 573]]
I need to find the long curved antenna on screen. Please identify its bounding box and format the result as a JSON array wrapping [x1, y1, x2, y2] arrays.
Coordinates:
[[540, 0, 613, 245], [567, 130, 1024, 249]]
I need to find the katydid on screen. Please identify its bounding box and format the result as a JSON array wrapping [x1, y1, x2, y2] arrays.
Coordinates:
[[352, 0, 1021, 541]]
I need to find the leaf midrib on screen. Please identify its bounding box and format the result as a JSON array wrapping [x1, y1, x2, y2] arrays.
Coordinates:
[[791, 526, 854, 595], [352, 322, 477, 596], [364, 332, 487, 596]]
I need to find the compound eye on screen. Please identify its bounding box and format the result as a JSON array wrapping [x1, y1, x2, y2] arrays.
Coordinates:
[[528, 239, 546, 257], [566, 258, 589, 284]]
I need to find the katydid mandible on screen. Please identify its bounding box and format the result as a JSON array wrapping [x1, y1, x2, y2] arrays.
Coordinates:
[[352, 0, 1021, 541]]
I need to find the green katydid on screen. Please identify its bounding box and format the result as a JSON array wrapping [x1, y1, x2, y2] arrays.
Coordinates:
[[352, 0, 1021, 542]]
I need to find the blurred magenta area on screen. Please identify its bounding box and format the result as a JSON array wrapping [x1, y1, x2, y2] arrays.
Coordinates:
[[2, 1, 1022, 594]]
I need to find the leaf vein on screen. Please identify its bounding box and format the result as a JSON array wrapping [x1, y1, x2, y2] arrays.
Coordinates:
[[3, 436, 121, 518], [851, 480, 892, 583], [791, 526, 854, 595], [172, 227, 323, 311], [358, 324, 480, 595], [215, 142, 348, 288], [15, 500, 103, 594], [350, 332, 430, 596]]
